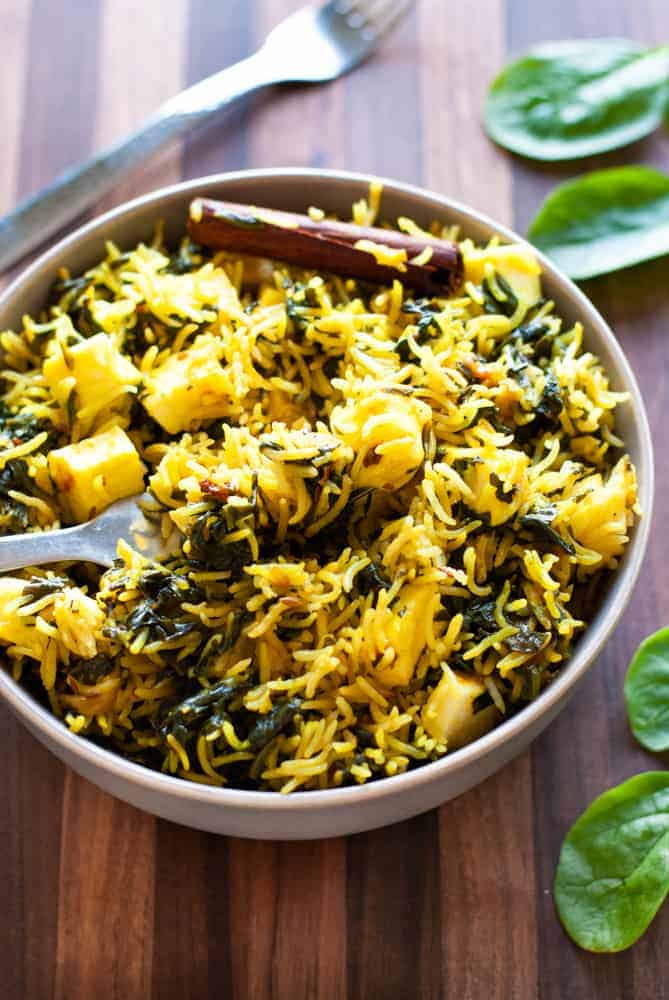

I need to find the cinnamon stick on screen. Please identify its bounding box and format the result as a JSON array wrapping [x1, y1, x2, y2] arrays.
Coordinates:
[[188, 198, 464, 296]]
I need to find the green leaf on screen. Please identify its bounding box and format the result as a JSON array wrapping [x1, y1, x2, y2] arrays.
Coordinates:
[[625, 627, 669, 752], [554, 772, 669, 952], [485, 38, 669, 161], [527, 165, 669, 279]]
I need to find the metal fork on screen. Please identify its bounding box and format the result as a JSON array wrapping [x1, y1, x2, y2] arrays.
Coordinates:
[[0, 494, 173, 572], [0, 0, 412, 273]]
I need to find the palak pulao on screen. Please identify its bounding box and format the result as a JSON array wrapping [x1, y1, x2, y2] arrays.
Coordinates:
[[0, 187, 639, 792]]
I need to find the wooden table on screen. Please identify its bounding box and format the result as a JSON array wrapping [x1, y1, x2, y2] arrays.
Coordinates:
[[1, 1, 667, 996]]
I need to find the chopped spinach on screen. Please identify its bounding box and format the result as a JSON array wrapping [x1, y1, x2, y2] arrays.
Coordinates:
[[506, 622, 550, 653], [463, 598, 499, 635], [247, 697, 302, 752], [520, 504, 575, 555], [536, 371, 563, 423], [482, 272, 519, 317], [167, 238, 205, 275], [70, 654, 115, 685], [160, 676, 251, 742], [0, 459, 42, 535], [402, 299, 442, 337], [356, 560, 391, 595], [194, 616, 248, 676], [187, 488, 257, 573], [107, 567, 204, 646], [0, 404, 55, 447], [22, 575, 69, 599], [490, 472, 517, 502]]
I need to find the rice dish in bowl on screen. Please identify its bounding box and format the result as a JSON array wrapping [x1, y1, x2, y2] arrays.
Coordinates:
[[0, 176, 641, 808]]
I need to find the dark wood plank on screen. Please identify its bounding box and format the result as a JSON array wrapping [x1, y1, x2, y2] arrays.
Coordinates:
[[274, 838, 347, 1000], [182, 0, 253, 178], [439, 756, 539, 1000], [418, 0, 513, 218], [246, 0, 349, 173], [17, 0, 103, 193], [54, 773, 155, 999], [340, 0, 423, 181], [152, 823, 213, 999], [347, 813, 442, 1000], [93, 0, 187, 213], [0, 722, 68, 1000], [225, 839, 279, 999], [0, 0, 30, 215]]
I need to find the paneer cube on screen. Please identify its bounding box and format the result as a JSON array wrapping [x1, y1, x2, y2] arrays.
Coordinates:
[[142, 335, 233, 434], [569, 456, 637, 563], [463, 243, 542, 307], [48, 426, 145, 523], [422, 666, 500, 748], [375, 582, 436, 688], [463, 446, 530, 526], [43, 332, 141, 425], [331, 393, 431, 490]]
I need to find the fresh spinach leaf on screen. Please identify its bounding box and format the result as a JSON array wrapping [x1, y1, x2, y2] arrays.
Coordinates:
[[554, 772, 669, 952], [625, 626, 669, 752], [527, 166, 669, 279], [485, 39, 669, 161]]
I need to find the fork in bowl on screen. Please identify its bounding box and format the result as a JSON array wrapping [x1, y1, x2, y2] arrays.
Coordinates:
[[0, 0, 412, 272], [0, 494, 173, 573]]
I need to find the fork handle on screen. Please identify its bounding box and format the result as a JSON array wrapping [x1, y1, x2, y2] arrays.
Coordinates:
[[0, 523, 106, 573], [0, 52, 276, 272]]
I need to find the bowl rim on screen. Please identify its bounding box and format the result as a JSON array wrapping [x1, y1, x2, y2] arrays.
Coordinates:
[[0, 166, 654, 814]]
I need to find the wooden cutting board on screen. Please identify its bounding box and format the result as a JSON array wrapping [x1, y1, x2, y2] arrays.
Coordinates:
[[1, 0, 667, 996]]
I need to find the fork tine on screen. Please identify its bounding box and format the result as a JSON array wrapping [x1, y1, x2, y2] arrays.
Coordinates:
[[341, 0, 414, 40]]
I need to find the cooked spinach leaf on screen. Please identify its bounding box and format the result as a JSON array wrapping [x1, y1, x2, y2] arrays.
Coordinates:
[[535, 372, 563, 424], [160, 677, 250, 742], [106, 566, 204, 646], [0, 459, 43, 535], [22, 575, 69, 598], [554, 772, 669, 952], [482, 272, 518, 317], [356, 560, 391, 595], [520, 504, 575, 555], [463, 598, 499, 635], [625, 627, 669, 752], [187, 491, 257, 572], [506, 623, 550, 653], [0, 404, 54, 446], [528, 166, 669, 280], [247, 697, 302, 752], [485, 39, 669, 161], [70, 654, 116, 685]]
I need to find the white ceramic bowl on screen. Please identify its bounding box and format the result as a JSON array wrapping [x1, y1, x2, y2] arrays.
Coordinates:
[[0, 169, 653, 839]]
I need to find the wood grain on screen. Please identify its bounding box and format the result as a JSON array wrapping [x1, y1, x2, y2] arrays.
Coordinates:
[[54, 774, 155, 999], [1, 0, 668, 997]]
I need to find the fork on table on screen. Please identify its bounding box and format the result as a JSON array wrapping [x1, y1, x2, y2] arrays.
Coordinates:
[[0, 0, 413, 273]]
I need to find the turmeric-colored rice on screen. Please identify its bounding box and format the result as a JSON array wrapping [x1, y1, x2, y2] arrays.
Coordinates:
[[0, 188, 639, 792]]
